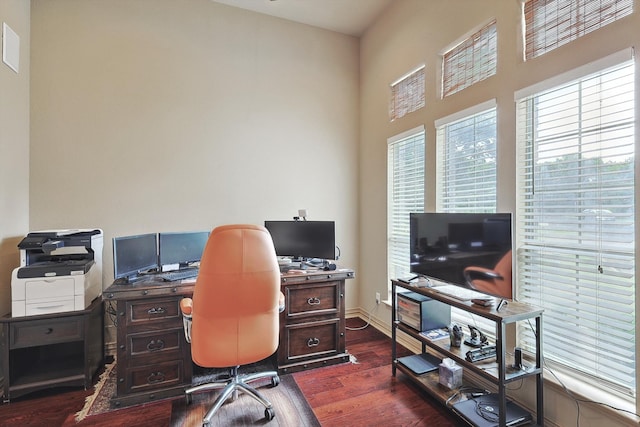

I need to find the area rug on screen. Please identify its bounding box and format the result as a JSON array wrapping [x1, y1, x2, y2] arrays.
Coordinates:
[[74, 362, 320, 427]]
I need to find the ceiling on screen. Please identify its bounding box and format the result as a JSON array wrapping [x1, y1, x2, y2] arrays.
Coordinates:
[[210, 0, 395, 37]]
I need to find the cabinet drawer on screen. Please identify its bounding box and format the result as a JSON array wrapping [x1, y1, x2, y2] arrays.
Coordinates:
[[126, 328, 184, 359], [10, 317, 83, 349], [120, 360, 184, 395], [285, 282, 339, 318], [283, 319, 340, 361], [124, 297, 181, 327]]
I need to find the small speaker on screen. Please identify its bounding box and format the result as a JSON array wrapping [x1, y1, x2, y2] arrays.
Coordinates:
[[514, 347, 522, 369]]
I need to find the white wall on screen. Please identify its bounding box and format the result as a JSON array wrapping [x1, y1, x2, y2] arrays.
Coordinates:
[[0, 1, 30, 317], [29, 0, 360, 297], [359, 1, 640, 426]]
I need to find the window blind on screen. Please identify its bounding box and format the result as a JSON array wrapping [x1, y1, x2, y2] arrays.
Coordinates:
[[524, 0, 633, 60], [516, 60, 635, 394], [388, 127, 425, 280], [389, 66, 425, 121], [436, 104, 498, 335], [436, 103, 497, 213], [442, 20, 497, 98]]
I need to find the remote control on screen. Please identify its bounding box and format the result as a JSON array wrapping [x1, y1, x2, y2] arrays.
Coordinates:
[[471, 298, 493, 306]]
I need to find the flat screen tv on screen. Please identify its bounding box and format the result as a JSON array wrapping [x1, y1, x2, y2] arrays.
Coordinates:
[[264, 220, 335, 261], [158, 231, 210, 269], [113, 233, 158, 282], [409, 213, 513, 299]]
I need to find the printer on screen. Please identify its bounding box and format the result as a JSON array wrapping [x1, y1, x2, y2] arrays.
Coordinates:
[[11, 229, 103, 317]]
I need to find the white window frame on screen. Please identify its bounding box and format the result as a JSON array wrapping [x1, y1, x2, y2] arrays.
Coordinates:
[[435, 101, 499, 334], [387, 126, 425, 284], [515, 49, 636, 398]]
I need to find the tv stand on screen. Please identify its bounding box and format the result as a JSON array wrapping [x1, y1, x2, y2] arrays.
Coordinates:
[[391, 279, 544, 426]]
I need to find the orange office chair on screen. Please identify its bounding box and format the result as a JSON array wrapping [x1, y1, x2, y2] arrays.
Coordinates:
[[463, 250, 512, 299], [180, 224, 284, 425]]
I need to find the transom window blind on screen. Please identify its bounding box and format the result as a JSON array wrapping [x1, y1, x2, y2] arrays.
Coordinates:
[[524, 0, 633, 60], [516, 58, 635, 394], [388, 127, 425, 281], [390, 66, 425, 121], [436, 102, 497, 213], [442, 20, 497, 98]]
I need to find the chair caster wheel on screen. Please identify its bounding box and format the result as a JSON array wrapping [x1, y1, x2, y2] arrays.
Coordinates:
[[264, 407, 275, 421], [271, 376, 280, 387]]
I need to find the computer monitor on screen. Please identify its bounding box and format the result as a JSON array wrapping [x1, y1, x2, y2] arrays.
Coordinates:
[[158, 231, 210, 269], [113, 233, 158, 281], [264, 220, 336, 261]]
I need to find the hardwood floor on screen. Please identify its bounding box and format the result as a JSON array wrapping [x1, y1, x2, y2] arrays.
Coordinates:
[[294, 317, 460, 426], [0, 317, 461, 426]]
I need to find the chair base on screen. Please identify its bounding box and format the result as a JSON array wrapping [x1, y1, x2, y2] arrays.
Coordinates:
[[185, 366, 280, 426]]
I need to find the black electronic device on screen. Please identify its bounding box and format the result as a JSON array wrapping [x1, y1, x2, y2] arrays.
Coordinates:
[[397, 352, 442, 375], [513, 347, 523, 370], [158, 231, 209, 268], [409, 212, 512, 299], [452, 393, 532, 427], [113, 233, 158, 282], [465, 325, 489, 347], [264, 220, 336, 261], [465, 345, 497, 363]]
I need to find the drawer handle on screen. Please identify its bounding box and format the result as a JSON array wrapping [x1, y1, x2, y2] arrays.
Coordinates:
[[146, 339, 165, 352], [147, 307, 166, 315], [147, 371, 166, 384], [307, 337, 320, 347], [307, 297, 321, 306], [44, 327, 53, 335]]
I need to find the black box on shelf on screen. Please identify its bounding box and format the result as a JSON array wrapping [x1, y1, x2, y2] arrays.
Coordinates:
[[396, 291, 451, 332]]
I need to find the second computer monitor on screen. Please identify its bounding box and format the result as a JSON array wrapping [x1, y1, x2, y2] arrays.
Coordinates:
[[158, 231, 210, 268]]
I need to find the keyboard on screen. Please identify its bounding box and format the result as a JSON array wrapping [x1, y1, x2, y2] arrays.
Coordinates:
[[158, 268, 198, 282], [433, 284, 485, 301], [466, 345, 497, 362]]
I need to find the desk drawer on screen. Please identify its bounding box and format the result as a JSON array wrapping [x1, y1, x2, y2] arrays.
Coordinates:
[[285, 282, 339, 318], [119, 360, 184, 395], [126, 328, 184, 359], [283, 318, 340, 361], [124, 297, 181, 327], [10, 316, 83, 349]]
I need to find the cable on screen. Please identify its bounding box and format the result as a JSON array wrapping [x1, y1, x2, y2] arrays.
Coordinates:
[[346, 301, 379, 331], [106, 300, 118, 327], [524, 319, 640, 426]]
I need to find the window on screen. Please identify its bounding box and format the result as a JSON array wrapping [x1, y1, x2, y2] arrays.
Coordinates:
[[516, 53, 635, 395], [442, 20, 497, 98], [388, 127, 425, 281], [390, 66, 425, 121], [435, 102, 498, 334], [524, 0, 633, 60], [436, 100, 497, 212]]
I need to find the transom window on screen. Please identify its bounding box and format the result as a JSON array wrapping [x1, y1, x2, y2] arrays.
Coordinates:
[[390, 66, 425, 121], [524, 0, 633, 60], [442, 20, 497, 98]]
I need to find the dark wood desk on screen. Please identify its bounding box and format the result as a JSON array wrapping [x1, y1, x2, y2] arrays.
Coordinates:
[[103, 278, 194, 407], [103, 267, 354, 405], [278, 268, 355, 373]]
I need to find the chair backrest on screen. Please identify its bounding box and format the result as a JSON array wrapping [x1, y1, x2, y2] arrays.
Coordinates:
[[190, 224, 280, 368]]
